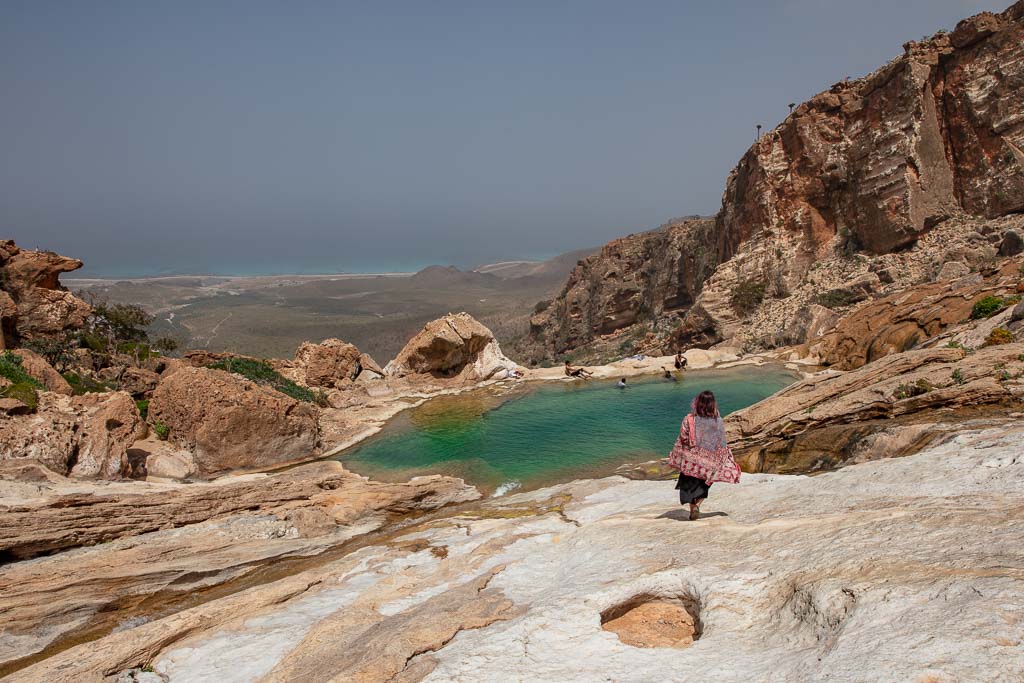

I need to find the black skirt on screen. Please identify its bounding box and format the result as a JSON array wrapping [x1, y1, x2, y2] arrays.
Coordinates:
[[675, 472, 711, 505]]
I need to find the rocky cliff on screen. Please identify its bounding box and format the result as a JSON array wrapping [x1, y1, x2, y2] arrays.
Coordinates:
[[532, 1, 1024, 358], [0, 240, 91, 348]]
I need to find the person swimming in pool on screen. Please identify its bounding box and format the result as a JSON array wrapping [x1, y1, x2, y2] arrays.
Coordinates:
[[617, 377, 627, 388]]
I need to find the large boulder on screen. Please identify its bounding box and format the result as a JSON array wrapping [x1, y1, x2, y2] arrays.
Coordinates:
[[0, 390, 145, 478], [386, 313, 518, 381], [291, 338, 362, 388], [0, 240, 91, 345], [148, 366, 320, 475], [8, 348, 73, 395]]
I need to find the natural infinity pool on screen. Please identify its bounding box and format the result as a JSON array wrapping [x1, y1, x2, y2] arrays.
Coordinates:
[[338, 365, 799, 494]]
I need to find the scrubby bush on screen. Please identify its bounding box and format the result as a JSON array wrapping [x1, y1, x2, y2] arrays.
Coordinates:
[[730, 279, 766, 317], [971, 296, 1009, 320], [0, 351, 41, 410], [135, 399, 150, 420], [208, 357, 318, 404], [24, 333, 78, 372], [0, 351, 41, 387], [152, 421, 170, 440], [893, 378, 934, 400], [61, 371, 113, 395], [2, 382, 38, 410], [533, 299, 552, 315], [813, 289, 860, 310], [951, 368, 966, 385], [983, 327, 1014, 347]]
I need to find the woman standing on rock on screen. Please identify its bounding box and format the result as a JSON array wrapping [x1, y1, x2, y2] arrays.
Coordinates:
[[667, 390, 741, 520]]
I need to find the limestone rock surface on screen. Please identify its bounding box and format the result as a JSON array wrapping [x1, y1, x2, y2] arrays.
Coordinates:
[[9, 427, 1024, 682], [0, 390, 145, 478]]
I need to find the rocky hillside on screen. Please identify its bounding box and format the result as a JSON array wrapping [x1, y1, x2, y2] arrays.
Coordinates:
[[531, 1, 1024, 360]]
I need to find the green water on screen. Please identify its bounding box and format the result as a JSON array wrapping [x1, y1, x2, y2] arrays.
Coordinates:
[[338, 365, 798, 494]]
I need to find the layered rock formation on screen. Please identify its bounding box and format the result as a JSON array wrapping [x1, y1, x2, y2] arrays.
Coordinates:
[[808, 257, 1022, 369], [0, 461, 479, 673], [532, 2, 1024, 358], [8, 426, 1023, 681], [727, 344, 1024, 473], [386, 312, 518, 381], [0, 240, 91, 347], [148, 366, 320, 475]]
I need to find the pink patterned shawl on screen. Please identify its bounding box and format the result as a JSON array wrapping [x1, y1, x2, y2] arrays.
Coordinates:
[[667, 413, 741, 484]]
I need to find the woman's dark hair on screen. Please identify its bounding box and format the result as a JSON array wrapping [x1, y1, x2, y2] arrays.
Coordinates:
[[691, 390, 719, 418]]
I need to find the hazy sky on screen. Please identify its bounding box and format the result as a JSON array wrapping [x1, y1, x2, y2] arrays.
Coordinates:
[[0, 0, 1004, 276]]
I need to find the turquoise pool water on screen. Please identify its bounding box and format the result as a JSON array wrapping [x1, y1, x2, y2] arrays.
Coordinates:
[[338, 365, 798, 494]]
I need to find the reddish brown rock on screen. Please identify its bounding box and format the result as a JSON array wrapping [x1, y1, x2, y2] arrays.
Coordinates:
[[0, 390, 145, 478], [531, 2, 1024, 357], [0, 240, 91, 344], [148, 366, 320, 475]]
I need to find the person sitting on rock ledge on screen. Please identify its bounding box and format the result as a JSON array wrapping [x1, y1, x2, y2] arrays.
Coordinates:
[[674, 350, 687, 370], [564, 360, 593, 379], [667, 390, 741, 520]]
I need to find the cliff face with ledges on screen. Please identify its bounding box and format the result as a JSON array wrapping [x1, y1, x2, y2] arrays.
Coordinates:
[[533, 1, 1024, 357], [529, 219, 718, 355]]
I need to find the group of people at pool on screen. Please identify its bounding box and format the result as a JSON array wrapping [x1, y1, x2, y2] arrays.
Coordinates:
[[568, 350, 736, 521], [565, 349, 689, 384]]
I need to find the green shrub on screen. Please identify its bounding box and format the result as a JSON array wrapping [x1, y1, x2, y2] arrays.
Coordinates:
[[951, 368, 966, 385], [24, 333, 79, 373], [971, 296, 1008, 320], [116, 341, 157, 360], [945, 340, 966, 350], [1, 382, 38, 410], [152, 421, 170, 440], [813, 289, 861, 309], [893, 378, 934, 400], [135, 399, 150, 420], [0, 351, 42, 388], [208, 357, 318, 403], [730, 279, 766, 317], [61, 371, 112, 395], [983, 327, 1014, 347]]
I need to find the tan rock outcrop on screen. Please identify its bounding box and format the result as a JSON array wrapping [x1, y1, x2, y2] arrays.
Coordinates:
[[726, 344, 1024, 473], [0, 390, 145, 478], [147, 365, 320, 475], [0, 240, 91, 345], [290, 338, 362, 388], [386, 312, 518, 381]]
